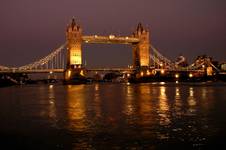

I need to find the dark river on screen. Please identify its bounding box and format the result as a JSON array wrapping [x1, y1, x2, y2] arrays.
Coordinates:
[[0, 82, 226, 150]]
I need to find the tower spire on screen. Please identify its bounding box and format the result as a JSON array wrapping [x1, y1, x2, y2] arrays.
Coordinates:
[[71, 18, 76, 28], [137, 22, 144, 32]]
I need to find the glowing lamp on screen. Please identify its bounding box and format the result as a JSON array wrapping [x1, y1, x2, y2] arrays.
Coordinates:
[[109, 35, 115, 39], [68, 70, 71, 78], [80, 70, 84, 76], [140, 71, 144, 77]]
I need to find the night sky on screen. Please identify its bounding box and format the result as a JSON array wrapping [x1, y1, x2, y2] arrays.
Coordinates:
[[0, 0, 226, 68]]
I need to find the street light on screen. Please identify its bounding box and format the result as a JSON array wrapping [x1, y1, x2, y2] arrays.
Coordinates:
[[109, 35, 115, 39], [140, 71, 144, 77], [160, 69, 165, 74]]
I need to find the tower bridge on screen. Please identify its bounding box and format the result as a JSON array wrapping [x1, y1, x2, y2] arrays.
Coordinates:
[[64, 19, 150, 82], [0, 18, 220, 83]]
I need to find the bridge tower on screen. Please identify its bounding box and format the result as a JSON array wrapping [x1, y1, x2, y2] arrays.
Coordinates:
[[66, 18, 82, 68], [64, 19, 86, 83], [132, 23, 150, 69]]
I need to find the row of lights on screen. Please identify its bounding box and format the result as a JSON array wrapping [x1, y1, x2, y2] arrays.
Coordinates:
[[109, 35, 129, 40], [140, 70, 151, 77], [88, 35, 130, 41], [175, 73, 193, 78], [140, 69, 165, 77], [139, 70, 194, 78]]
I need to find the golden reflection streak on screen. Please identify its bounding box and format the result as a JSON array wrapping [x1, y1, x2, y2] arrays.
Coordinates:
[[66, 85, 87, 132], [188, 87, 196, 105], [176, 88, 180, 97], [138, 85, 152, 126], [175, 87, 182, 115], [48, 85, 57, 122], [158, 86, 170, 126], [37, 85, 57, 124], [202, 87, 207, 99], [187, 87, 197, 113], [94, 84, 101, 118], [200, 87, 214, 111], [125, 85, 135, 118]]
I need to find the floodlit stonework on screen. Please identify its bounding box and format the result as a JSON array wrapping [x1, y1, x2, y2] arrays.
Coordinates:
[[66, 18, 82, 69], [132, 23, 150, 68]]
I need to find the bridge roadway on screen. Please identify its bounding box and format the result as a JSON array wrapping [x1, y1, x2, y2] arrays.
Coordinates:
[[82, 35, 140, 44], [0, 68, 135, 74], [0, 68, 207, 74], [0, 69, 64, 74]]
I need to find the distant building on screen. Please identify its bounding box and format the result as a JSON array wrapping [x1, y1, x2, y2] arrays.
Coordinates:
[[175, 55, 188, 67], [221, 62, 226, 71]]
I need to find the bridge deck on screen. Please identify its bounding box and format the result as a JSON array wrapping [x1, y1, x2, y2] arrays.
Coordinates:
[[0, 68, 134, 73], [0, 69, 64, 73], [82, 35, 140, 44], [0, 68, 209, 74]]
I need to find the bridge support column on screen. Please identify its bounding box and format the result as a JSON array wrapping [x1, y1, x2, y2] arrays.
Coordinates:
[[132, 44, 140, 68], [64, 19, 86, 84]]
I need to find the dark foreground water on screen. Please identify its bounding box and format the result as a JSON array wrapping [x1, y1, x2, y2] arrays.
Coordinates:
[[0, 82, 226, 150]]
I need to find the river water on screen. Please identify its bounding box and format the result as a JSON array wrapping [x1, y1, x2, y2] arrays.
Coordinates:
[[0, 82, 226, 149]]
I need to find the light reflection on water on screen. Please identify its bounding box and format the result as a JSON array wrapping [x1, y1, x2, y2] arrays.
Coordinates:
[[47, 84, 57, 124], [0, 82, 226, 149], [158, 86, 170, 126], [93, 84, 101, 118], [138, 85, 152, 127], [175, 87, 182, 115], [66, 85, 87, 132], [124, 85, 134, 117], [187, 87, 197, 114]]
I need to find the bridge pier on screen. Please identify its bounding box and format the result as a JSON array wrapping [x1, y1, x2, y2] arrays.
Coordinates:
[[64, 68, 87, 84]]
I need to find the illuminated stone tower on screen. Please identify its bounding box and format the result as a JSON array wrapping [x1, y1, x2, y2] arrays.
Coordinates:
[[64, 19, 86, 83], [132, 23, 150, 68], [66, 18, 82, 68]]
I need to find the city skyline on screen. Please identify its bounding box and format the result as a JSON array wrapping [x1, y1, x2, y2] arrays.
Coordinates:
[[0, 0, 226, 67]]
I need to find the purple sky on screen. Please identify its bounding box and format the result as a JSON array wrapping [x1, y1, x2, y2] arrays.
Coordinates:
[[0, 0, 226, 67]]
